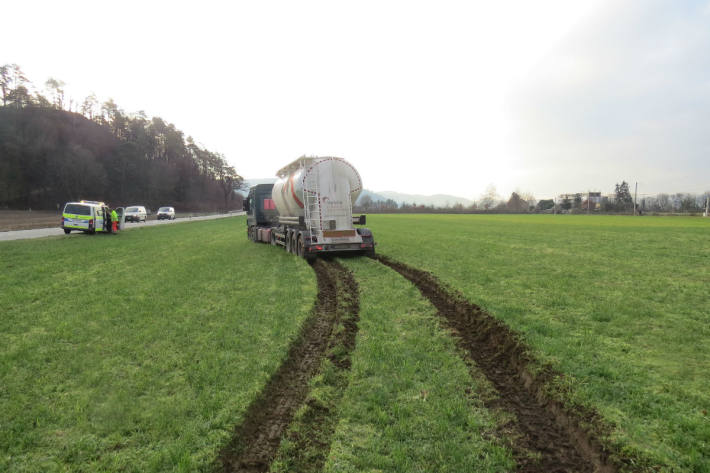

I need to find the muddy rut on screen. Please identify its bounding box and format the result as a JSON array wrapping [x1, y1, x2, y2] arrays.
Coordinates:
[[219, 259, 359, 473], [378, 255, 622, 473]]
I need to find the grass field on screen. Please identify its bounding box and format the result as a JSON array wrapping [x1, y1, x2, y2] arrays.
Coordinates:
[[369, 214, 710, 472], [2, 213, 708, 472], [0, 217, 315, 472]]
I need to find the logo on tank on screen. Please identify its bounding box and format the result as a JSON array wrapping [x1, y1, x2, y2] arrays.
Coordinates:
[[321, 197, 344, 206]]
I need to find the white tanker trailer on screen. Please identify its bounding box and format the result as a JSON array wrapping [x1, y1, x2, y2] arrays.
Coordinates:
[[243, 156, 375, 259]]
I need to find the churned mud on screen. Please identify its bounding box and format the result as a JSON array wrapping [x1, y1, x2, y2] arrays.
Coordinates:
[[378, 255, 624, 473], [219, 259, 359, 473]]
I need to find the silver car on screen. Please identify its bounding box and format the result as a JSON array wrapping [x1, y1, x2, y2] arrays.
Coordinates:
[[124, 206, 147, 222], [157, 206, 176, 220]]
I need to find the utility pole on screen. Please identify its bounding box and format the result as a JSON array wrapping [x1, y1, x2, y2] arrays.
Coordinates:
[[705, 196, 709, 217], [587, 191, 590, 214], [634, 182, 638, 215]]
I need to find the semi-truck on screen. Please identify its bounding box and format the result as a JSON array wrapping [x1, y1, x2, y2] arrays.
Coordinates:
[[243, 156, 375, 259]]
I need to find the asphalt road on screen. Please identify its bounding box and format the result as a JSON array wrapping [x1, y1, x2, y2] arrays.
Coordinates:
[[0, 212, 245, 242]]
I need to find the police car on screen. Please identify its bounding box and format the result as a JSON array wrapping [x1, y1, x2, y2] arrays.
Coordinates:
[[61, 200, 113, 234]]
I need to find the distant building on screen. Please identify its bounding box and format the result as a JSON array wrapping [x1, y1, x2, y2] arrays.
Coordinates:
[[556, 191, 603, 210], [557, 191, 602, 203]]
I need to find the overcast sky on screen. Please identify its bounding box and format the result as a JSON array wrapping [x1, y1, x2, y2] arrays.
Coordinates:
[[4, 0, 708, 200]]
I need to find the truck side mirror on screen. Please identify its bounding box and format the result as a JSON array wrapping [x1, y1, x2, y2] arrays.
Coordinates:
[[243, 199, 250, 212], [352, 215, 366, 225]]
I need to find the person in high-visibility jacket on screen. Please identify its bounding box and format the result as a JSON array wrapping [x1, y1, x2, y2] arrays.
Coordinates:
[[111, 209, 119, 233]]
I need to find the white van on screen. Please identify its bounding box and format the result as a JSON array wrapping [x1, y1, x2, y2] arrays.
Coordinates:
[[124, 206, 147, 222], [61, 201, 111, 234], [157, 206, 176, 220]]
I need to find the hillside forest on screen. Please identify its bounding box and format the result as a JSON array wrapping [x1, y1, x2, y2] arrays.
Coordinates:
[[0, 64, 243, 211]]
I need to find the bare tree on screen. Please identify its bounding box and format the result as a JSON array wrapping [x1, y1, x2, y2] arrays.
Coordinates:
[[0, 65, 9, 106], [480, 184, 500, 210], [80, 93, 98, 119], [359, 194, 373, 211], [45, 78, 66, 110]]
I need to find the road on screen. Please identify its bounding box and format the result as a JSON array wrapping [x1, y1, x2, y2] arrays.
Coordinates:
[[0, 212, 245, 242]]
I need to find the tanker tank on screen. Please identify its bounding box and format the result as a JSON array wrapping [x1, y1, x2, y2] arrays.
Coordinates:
[[244, 155, 374, 258], [272, 156, 363, 229]]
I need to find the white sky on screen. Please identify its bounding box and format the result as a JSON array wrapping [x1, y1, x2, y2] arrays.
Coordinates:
[[9, 0, 704, 201]]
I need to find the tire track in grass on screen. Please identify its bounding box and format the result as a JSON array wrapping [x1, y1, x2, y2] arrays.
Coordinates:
[[269, 259, 360, 473], [219, 259, 358, 473], [378, 255, 623, 473]]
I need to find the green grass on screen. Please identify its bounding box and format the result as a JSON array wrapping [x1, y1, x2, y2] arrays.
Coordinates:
[[0, 217, 315, 472], [368, 214, 710, 472], [4, 213, 708, 472], [323, 257, 513, 473]]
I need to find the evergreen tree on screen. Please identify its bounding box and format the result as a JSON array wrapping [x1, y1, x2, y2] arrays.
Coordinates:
[[615, 181, 633, 211]]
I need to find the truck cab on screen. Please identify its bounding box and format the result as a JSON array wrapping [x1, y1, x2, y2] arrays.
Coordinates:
[[244, 184, 279, 241]]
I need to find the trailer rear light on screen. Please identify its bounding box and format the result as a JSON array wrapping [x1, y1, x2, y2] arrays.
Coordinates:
[[360, 243, 373, 248], [315, 245, 323, 251]]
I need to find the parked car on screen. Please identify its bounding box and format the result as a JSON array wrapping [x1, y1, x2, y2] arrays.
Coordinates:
[[157, 206, 176, 220], [61, 200, 112, 234], [124, 206, 147, 222]]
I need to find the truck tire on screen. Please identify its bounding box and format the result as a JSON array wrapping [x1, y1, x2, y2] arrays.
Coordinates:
[[63, 229, 71, 234]]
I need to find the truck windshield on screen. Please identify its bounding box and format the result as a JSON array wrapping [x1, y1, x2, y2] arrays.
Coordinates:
[[64, 204, 91, 215]]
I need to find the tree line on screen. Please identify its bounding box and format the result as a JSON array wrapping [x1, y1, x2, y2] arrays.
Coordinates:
[[355, 182, 710, 215], [0, 64, 243, 211]]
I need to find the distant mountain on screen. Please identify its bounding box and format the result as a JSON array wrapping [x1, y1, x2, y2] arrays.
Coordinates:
[[375, 191, 473, 208], [355, 189, 389, 204]]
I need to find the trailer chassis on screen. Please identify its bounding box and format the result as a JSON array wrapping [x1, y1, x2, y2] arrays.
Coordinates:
[[247, 223, 375, 260]]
